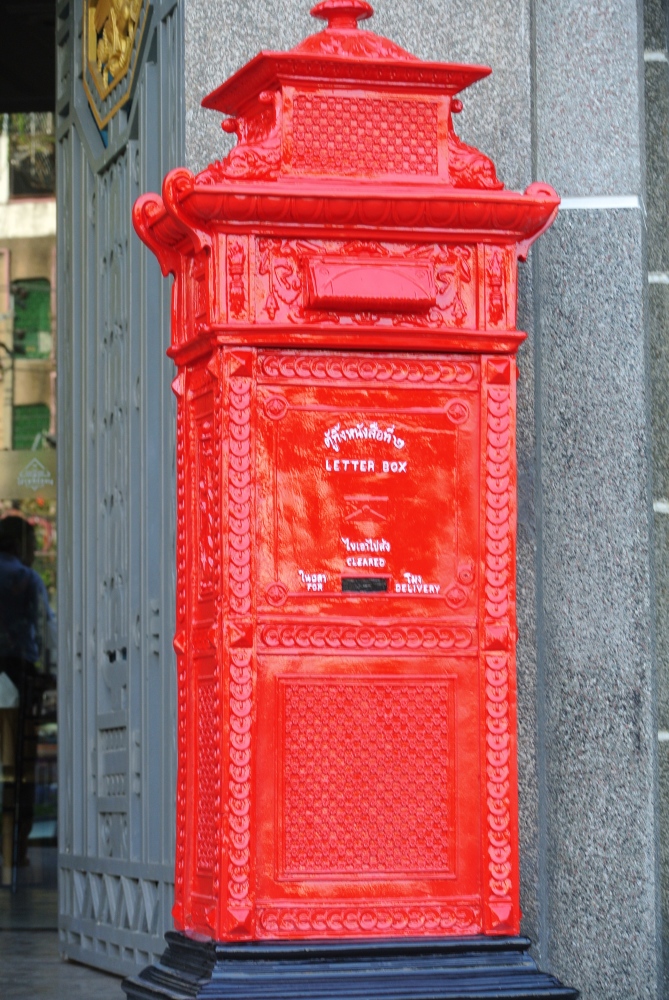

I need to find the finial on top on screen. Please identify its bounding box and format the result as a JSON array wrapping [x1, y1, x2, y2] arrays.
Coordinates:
[[311, 1, 374, 30]]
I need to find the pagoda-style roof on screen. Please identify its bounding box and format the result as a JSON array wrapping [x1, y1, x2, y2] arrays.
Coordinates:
[[195, 0, 504, 189], [133, 1, 559, 358], [202, 1, 491, 118]]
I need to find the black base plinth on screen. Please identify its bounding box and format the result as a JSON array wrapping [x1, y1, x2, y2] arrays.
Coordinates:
[[122, 932, 579, 999]]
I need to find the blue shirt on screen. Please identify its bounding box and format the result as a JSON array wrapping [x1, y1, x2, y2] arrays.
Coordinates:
[[0, 552, 54, 663]]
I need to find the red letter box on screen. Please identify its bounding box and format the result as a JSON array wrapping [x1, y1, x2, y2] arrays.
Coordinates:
[[129, 4, 576, 998]]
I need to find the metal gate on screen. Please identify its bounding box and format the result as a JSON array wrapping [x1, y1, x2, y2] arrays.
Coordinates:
[[56, 0, 183, 975]]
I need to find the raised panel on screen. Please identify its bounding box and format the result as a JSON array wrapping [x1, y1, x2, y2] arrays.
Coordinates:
[[278, 675, 456, 878], [255, 354, 480, 618], [255, 654, 482, 937]]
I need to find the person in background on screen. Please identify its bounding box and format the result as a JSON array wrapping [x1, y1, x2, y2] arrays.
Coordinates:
[[0, 515, 55, 886]]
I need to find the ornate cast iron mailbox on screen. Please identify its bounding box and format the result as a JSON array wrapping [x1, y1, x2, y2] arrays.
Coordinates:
[[128, 3, 577, 997]]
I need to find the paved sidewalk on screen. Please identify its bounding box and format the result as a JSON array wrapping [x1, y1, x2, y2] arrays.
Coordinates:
[[0, 931, 124, 999]]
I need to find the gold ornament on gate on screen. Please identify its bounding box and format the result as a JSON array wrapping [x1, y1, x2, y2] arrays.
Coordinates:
[[83, 0, 148, 129]]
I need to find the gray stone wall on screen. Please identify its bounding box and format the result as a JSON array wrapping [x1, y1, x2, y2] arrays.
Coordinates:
[[183, 2, 662, 996]]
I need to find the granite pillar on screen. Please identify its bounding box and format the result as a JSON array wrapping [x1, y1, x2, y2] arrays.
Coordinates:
[[535, 209, 659, 998], [534, 0, 662, 996]]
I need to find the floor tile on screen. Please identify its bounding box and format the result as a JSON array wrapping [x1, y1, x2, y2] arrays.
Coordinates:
[[0, 931, 124, 999]]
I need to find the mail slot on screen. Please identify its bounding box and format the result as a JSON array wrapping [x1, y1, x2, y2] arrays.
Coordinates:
[[306, 258, 437, 312], [129, 3, 575, 999]]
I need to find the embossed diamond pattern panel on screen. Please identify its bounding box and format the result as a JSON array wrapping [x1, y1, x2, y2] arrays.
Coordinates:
[[291, 94, 439, 175], [281, 678, 455, 876]]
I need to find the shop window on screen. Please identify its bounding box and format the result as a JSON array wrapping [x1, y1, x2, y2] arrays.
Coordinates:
[[12, 278, 52, 358], [8, 112, 56, 198], [12, 404, 50, 450]]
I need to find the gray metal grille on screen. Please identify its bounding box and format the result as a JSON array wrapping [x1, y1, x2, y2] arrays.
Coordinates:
[[56, 0, 183, 976]]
